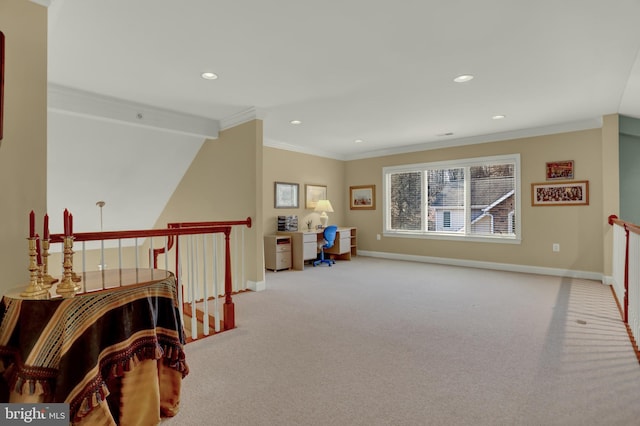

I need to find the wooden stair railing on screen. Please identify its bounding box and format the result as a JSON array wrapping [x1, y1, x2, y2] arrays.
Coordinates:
[[152, 218, 252, 340], [49, 217, 252, 342], [608, 214, 640, 362]]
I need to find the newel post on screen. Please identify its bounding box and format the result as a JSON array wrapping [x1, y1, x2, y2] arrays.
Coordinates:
[[624, 224, 630, 324], [223, 227, 235, 330]]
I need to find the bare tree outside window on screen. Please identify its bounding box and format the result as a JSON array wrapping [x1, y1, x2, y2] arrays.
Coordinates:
[[390, 172, 422, 230]]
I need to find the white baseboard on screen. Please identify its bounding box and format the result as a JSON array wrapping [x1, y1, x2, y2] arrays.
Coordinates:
[[247, 280, 266, 292], [358, 250, 605, 282]]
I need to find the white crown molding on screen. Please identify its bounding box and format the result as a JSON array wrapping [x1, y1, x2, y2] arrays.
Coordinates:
[[219, 107, 265, 131], [342, 117, 604, 161], [30, 0, 52, 7], [263, 117, 604, 162], [48, 84, 219, 139], [263, 137, 345, 160]]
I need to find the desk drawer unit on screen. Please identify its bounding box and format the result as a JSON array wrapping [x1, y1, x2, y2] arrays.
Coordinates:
[[264, 235, 292, 271], [326, 231, 352, 255], [303, 232, 318, 260]]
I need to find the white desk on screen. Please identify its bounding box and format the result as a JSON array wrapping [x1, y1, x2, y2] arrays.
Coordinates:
[[277, 227, 357, 270]]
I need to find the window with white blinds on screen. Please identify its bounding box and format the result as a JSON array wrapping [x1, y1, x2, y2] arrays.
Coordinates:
[[383, 154, 521, 242]]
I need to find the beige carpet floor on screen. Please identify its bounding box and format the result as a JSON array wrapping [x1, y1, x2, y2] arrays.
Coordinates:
[[162, 256, 640, 426]]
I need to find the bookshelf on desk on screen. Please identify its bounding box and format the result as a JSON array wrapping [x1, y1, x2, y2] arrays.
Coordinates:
[[277, 227, 357, 270]]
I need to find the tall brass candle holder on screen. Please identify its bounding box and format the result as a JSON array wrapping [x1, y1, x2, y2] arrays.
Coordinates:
[[41, 239, 58, 288], [20, 237, 49, 299], [56, 236, 80, 298]]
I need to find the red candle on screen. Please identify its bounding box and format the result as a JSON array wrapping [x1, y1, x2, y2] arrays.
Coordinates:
[[29, 210, 35, 238], [63, 209, 69, 236], [69, 213, 73, 235], [43, 213, 49, 240], [35, 234, 42, 265]]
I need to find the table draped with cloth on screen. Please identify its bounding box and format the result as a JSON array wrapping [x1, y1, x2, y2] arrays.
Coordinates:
[[0, 269, 189, 425]]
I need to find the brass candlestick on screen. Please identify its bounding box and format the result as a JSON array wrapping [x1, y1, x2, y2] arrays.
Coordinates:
[[41, 239, 58, 288], [20, 238, 49, 299], [56, 236, 80, 298]]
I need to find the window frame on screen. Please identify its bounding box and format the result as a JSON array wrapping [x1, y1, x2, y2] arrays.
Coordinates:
[[382, 154, 521, 244]]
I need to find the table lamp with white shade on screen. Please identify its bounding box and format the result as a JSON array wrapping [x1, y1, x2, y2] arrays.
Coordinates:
[[314, 199, 334, 228]]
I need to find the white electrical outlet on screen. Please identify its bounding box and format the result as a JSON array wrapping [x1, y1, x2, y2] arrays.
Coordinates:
[[376, 234, 381, 240], [552, 243, 560, 252]]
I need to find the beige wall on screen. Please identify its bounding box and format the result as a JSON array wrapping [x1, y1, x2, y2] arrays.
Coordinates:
[[263, 127, 612, 275], [345, 128, 605, 273], [0, 1, 48, 293], [155, 120, 264, 284], [263, 147, 346, 234]]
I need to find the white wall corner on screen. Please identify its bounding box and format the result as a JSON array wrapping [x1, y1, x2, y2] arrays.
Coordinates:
[[248, 280, 266, 292]]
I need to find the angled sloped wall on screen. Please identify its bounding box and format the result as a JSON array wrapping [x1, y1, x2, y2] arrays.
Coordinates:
[[154, 120, 264, 286]]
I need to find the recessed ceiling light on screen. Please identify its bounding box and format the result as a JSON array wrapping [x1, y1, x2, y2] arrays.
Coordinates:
[[354, 139, 364, 143], [290, 120, 302, 125], [453, 74, 474, 83], [201, 72, 218, 80], [492, 115, 506, 120]]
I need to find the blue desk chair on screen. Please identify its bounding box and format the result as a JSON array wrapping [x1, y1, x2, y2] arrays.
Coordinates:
[[313, 225, 337, 267]]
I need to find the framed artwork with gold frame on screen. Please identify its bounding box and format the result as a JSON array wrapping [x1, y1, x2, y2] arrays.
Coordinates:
[[545, 160, 574, 180], [305, 184, 327, 209], [531, 180, 589, 206], [350, 185, 376, 210]]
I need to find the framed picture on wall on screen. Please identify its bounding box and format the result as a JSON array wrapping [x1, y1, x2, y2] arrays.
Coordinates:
[[545, 160, 574, 180], [531, 180, 589, 206], [350, 185, 376, 210], [305, 184, 327, 209], [274, 182, 299, 208]]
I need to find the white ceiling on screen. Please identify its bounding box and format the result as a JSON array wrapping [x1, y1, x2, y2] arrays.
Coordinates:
[[43, 0, 640, 233]]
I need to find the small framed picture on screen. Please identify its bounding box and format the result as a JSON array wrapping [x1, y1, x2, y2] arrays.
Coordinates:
[[274, 182, 299, 208], [305, 184, 327, 209], [350, 185, 376, 210], [545, 160, 574, 180], [531, 180, 589, 206]]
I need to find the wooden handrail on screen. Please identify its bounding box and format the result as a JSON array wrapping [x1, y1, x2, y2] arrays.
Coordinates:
[[152, 217, 252, 268], [167, 217, 252, 228], [608, 214, 640, 325], [609, 214, 640, 235], [49, 224, 235, 243]]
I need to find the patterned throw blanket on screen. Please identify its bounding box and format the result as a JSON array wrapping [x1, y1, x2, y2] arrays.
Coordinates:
[[0, 273, 189, 423]]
